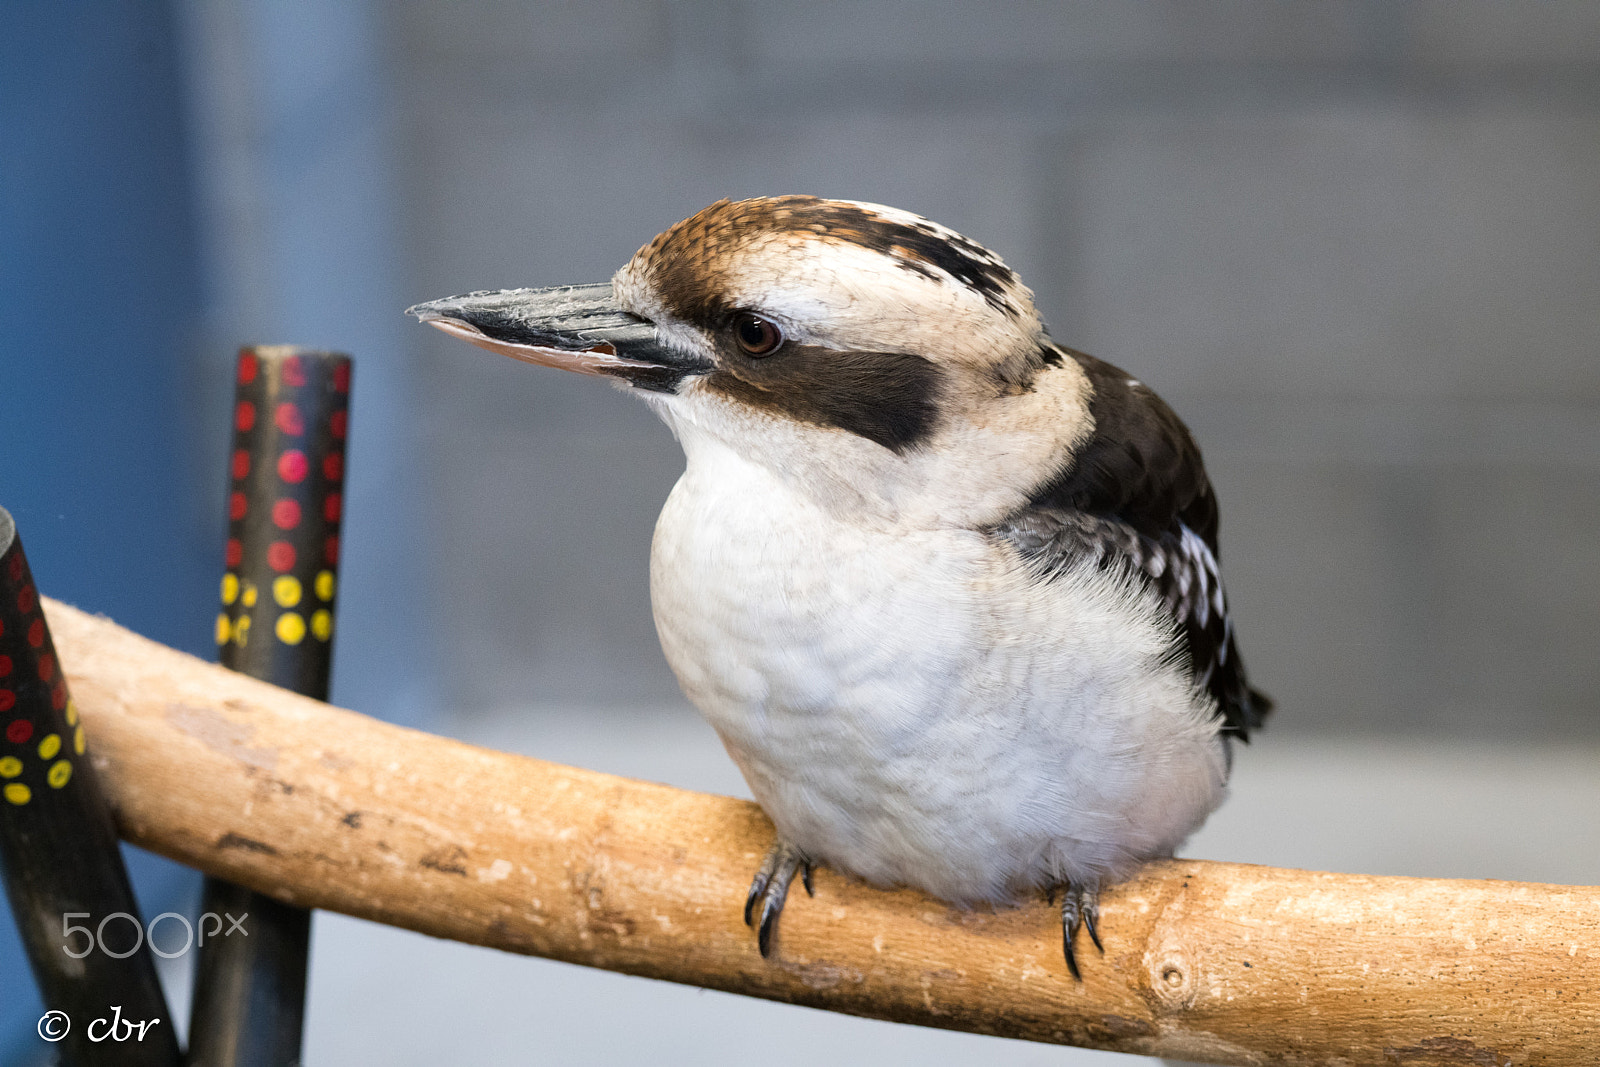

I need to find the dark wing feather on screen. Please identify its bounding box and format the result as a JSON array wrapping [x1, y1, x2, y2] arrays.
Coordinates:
[[994, 346, 1272, 738]]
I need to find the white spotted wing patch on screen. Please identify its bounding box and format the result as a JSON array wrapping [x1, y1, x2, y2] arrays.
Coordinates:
[[992, 508, 1263, 737]]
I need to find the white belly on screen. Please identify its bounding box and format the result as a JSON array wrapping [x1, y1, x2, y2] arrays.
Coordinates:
[[650, 446, 1226, 903]]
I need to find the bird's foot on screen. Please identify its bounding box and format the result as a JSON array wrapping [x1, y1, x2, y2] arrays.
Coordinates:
[[1058, 883, 1103, 981], [744, 839, 813, 958]]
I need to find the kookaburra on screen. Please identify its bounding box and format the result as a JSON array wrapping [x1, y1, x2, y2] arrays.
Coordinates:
[[409, 196, 1272, 978]]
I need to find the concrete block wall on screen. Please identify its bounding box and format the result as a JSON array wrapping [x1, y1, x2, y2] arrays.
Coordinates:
[[388, 1, 1600, 736]]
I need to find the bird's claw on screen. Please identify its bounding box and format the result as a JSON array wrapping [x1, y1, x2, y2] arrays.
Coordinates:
[[1058, 883, 1103, 981], [744, 840, 812, 958]]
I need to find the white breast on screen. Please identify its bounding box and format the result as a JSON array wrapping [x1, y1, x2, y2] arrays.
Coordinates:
[[649, 439, 1227, 903]]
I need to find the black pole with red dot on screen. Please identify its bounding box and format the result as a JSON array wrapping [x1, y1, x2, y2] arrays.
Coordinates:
[[0, 508, 183, 1066], [187, 347, 351, 1067], [214, 346, 349, 699]]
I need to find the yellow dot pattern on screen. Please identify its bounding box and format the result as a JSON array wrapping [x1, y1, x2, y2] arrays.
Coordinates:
[[2, 568, 88, 807], [215, 487, 341, 654], [74, 726, 86, 755], [276, 612, 306, 645], [274, 575, 302, 608]]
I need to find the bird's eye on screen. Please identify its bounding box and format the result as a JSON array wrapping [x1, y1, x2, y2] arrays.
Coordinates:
[[733, 313, 783, 356]]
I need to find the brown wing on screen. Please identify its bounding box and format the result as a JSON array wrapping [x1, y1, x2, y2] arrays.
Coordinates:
[[994, 346, 1271, 738]]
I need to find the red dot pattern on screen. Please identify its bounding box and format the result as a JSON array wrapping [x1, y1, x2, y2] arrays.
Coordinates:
[[278, 450, 308, 483], [0, 539, 76, 777], [267, 541, 296, 572], [222, 351, 349, 655], [275, 402, 304, 436]]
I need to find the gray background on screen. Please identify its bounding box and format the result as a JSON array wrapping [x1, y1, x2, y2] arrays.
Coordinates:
[[4, 2, 1599, 1064], [380, 1, 1600, 736]]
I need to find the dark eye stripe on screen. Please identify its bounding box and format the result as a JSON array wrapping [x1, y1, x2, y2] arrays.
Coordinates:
[[705, 344, 942, 454]]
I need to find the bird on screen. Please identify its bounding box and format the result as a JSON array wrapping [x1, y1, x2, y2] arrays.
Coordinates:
[[408, 195, 1272, 979]]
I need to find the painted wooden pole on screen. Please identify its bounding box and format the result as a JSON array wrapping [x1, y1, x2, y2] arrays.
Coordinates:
[[186, 347, 350, 1067], [43, 596, 1600, 1066], [0, 512, 180, 1065]]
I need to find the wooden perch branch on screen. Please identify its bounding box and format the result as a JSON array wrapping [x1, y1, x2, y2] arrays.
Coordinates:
[[45, 598, 1599, 1066]]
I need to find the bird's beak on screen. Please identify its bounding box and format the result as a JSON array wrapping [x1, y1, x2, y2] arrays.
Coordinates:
[[406, 283, 710, 392]]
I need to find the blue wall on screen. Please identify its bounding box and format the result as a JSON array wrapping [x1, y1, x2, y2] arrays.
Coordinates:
[[1, 4, 208, 1060]]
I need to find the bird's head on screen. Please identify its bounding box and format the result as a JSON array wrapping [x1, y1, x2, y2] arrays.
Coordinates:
[[410, 196, 1092, 526]]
